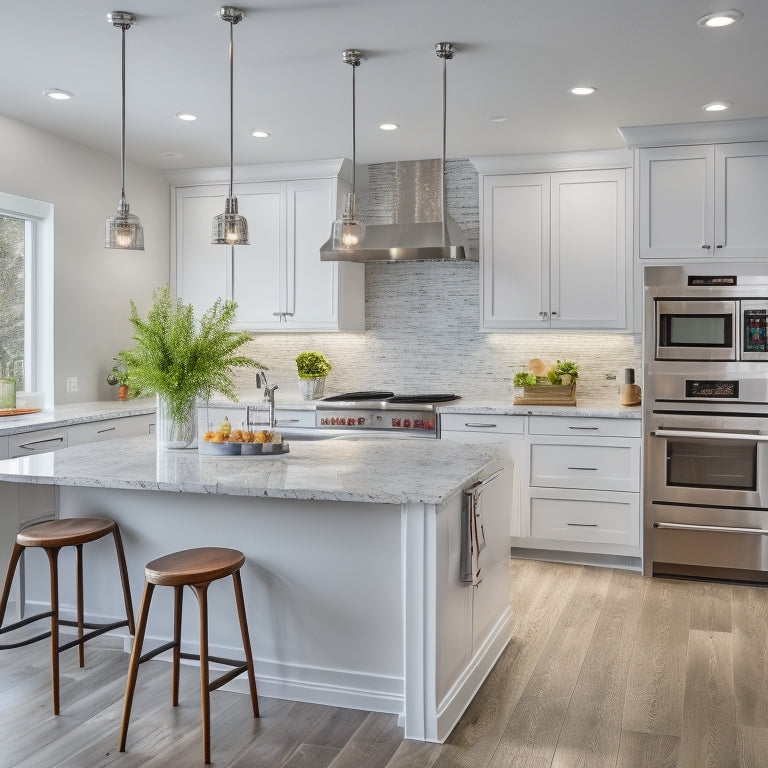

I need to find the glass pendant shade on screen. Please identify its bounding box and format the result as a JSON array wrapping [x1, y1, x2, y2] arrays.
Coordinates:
[[106, 197, 144, 249], [212, 196, 249, 245], [332, 193, 365, 249], [105, 12, 144, 251]]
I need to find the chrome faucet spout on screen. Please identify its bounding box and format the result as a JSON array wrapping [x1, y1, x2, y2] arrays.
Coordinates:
[[256, 370, 268, 389], [264, 383, 279, 429]]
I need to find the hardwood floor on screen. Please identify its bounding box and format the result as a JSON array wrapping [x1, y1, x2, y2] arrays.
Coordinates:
[[1, 559, 767, 767]]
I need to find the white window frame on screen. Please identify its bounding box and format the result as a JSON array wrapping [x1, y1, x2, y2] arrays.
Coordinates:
[[0, 192, 54, 406]]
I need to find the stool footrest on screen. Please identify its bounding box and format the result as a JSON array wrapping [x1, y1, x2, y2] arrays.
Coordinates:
[[0, 631, 52, 650], [0, 610, 55, 635], [138, 640, 176, 665], [178, 651, 250, 692], [57, 619, 130, 653]]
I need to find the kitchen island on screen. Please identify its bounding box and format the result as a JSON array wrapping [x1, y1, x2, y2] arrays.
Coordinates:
[[0, 436, 512, 742]]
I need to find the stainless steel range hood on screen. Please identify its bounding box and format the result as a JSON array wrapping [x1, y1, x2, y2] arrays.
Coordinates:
[[321, 43, 475, 263], [320, 160, 472, 262]]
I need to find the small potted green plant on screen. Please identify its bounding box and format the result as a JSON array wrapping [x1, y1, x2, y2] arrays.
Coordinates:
[[513, 359, 579, 404], [295, 351, 332, 400]]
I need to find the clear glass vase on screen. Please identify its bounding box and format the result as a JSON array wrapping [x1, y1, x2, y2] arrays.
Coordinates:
[[156, 395, 198, 449], [298, 377, 326, 400]]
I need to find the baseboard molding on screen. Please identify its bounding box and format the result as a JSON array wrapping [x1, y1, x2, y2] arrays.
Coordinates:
[[434, 606, 513, 742], [510, 547, 642, 571]]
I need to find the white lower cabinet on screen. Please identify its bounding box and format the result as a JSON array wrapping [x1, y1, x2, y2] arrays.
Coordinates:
[[440, 412, 642, 561], [8, 427, 68, 458], [67, 413, 156, 446], [0, 437, 8, 460]]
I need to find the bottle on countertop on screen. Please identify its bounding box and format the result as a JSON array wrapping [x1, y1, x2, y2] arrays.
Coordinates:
[[618, 368, 642, 406]]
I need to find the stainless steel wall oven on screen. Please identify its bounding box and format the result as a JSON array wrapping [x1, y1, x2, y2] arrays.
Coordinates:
[[644, 265, 768, 583]]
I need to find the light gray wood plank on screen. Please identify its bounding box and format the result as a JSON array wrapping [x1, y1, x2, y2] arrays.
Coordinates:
[[615, 730, 679, 768], [484, 566, 612, 768], [737, 725, 768, 768], [384, 739, 444, 768], [731, 585, 768, 728], [327, 712, 403, 768], [689, 581, 733, 632], [622, 577, 691, 736], [550, 568, 647, 768], [678, 629, 738, 768]]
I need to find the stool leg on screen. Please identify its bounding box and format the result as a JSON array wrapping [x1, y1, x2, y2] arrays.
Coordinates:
[[172, 585, 183, 707], [111, 525, 135, 635], [193, 584, 212, 765], [232, 570, 259, 718], [119, 580, 154, 753], [0, 543, 25, 628], [45, 547, 61, 716], [75, 543, 85, 668]]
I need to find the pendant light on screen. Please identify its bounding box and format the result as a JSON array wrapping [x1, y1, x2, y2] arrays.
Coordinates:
[[212, 6, 249, 245], [105, 11, 144, 250], [330, 49, 365, 250]]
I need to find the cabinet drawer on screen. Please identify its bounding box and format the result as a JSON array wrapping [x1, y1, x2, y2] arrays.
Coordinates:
[[67, 414, 156, 446], [8, 428, 67, 457], [529, 415, 640, 438], [530, 441, 638, 491], [529, 492, 639, 546], [439, 413, 525, 435]]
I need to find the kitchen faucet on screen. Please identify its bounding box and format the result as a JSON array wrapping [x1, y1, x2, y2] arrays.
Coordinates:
[[254, 370, 279, 429]]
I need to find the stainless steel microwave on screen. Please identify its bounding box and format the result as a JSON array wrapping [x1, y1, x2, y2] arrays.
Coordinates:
[[655, 299, 768, 361]]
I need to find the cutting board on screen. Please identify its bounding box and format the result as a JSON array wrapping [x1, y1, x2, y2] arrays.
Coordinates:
[[0, 408, 42, 417]]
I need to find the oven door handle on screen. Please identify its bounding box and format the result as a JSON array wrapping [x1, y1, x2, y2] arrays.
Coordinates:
[[653, 521, 768, 536], [651, 429, 768, 442]]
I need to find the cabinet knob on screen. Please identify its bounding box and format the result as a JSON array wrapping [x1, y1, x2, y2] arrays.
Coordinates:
[[701, 244, 712, 249], [716, 244, 724, 249], [539, 311, 548, 320], [551, 311, 558, 317]]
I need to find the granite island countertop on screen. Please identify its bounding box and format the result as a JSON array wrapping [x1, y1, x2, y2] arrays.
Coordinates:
[[0, 435, 502, 506], [0, 399, 156, 436]]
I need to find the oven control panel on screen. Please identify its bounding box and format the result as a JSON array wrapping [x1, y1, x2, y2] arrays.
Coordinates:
[[317, 409, 436, 432]]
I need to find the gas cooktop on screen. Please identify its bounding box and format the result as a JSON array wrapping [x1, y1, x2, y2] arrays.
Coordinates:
[[319, 391, 460, 405]]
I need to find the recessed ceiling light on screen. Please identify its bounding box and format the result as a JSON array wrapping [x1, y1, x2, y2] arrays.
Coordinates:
[[569, 86, 597, 96], [488, 114, 509, 122], [378, 122, 399, 131], [250, 130, 270, 138], [175, 112, 198, 121], [697, 9, 743, 27], [42, 88, 73, 100], [162, 152, 182, 159], [703, 101, 733, 111]]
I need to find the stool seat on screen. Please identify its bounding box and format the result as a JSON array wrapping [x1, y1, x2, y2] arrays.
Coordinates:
[[146, 547, 245, 587], [17, 517, 117, 548]]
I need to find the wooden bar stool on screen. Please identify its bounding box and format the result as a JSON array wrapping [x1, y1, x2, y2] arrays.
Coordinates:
[[119, 547, 259, 765], [0, 517, 136, 715]]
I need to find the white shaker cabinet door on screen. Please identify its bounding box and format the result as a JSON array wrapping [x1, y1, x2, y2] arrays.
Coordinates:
[[638, 145, 714, 259], [231, 182, 283, 329], [550, 169, 627, 329], [174, 185, 230, 316], [481, 173, 550, 329], [715, 143, 768, 260]]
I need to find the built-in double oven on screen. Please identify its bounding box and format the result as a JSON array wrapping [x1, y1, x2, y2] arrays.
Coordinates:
[[644, 265, 768, 583]]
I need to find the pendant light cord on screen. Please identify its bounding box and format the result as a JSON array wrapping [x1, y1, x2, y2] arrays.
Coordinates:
[[351, 62, 356, 197], [441, 51, 447, 246], [228, 19, 234, 199], [120, 24, 127, 202]]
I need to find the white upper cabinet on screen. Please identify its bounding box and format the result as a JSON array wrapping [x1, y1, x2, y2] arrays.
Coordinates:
[[638, 142, 768, 260], [170, 160, 365, 332], [475, 151, 631, 332]]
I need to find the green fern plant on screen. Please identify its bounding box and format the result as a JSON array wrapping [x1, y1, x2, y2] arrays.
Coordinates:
[[117, 286, 263, 426]]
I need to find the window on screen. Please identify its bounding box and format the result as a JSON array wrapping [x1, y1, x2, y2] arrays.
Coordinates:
[[0, 192, 53, 401]]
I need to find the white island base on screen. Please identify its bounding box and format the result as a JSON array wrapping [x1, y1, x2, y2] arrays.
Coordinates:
[[0, 439, 512, 742]]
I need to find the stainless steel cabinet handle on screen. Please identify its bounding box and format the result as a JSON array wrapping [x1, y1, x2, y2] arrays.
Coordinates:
[[701, 244, 711, 249], [96, 427, 116, 434], [463, 422, 497, 428], [551, 311, 558, 317], [568, 425, 599, 431], [18, 437, 64, 450], [538, 311, 548, 320], [567, 466, 598, 471], [716, 244, 724, 249], [654, 521, 768, 536], [652, 429, 768, 442], [275, 418, 300, 425], [567, 522, 599, 527]]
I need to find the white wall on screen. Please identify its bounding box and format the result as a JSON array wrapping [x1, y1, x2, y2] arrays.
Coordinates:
[[0, 115, 169, 404]]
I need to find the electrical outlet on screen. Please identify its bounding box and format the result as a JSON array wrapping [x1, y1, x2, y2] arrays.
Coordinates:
[[66, 376, 78, 393]]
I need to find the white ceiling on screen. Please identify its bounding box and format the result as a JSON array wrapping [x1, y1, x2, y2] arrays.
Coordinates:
[[2, 0, 767, 172]]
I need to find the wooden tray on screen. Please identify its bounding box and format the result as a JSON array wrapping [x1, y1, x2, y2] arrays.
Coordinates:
[[0, 408, 42, 417], [513, 383, 576, 406]]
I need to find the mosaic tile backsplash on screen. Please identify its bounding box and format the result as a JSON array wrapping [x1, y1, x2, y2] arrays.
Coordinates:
[[233, 159, 641, 401]]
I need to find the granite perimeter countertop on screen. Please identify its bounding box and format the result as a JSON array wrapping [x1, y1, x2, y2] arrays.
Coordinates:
[[0, 436, 502, 506], [0, 400, 156, 436]]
